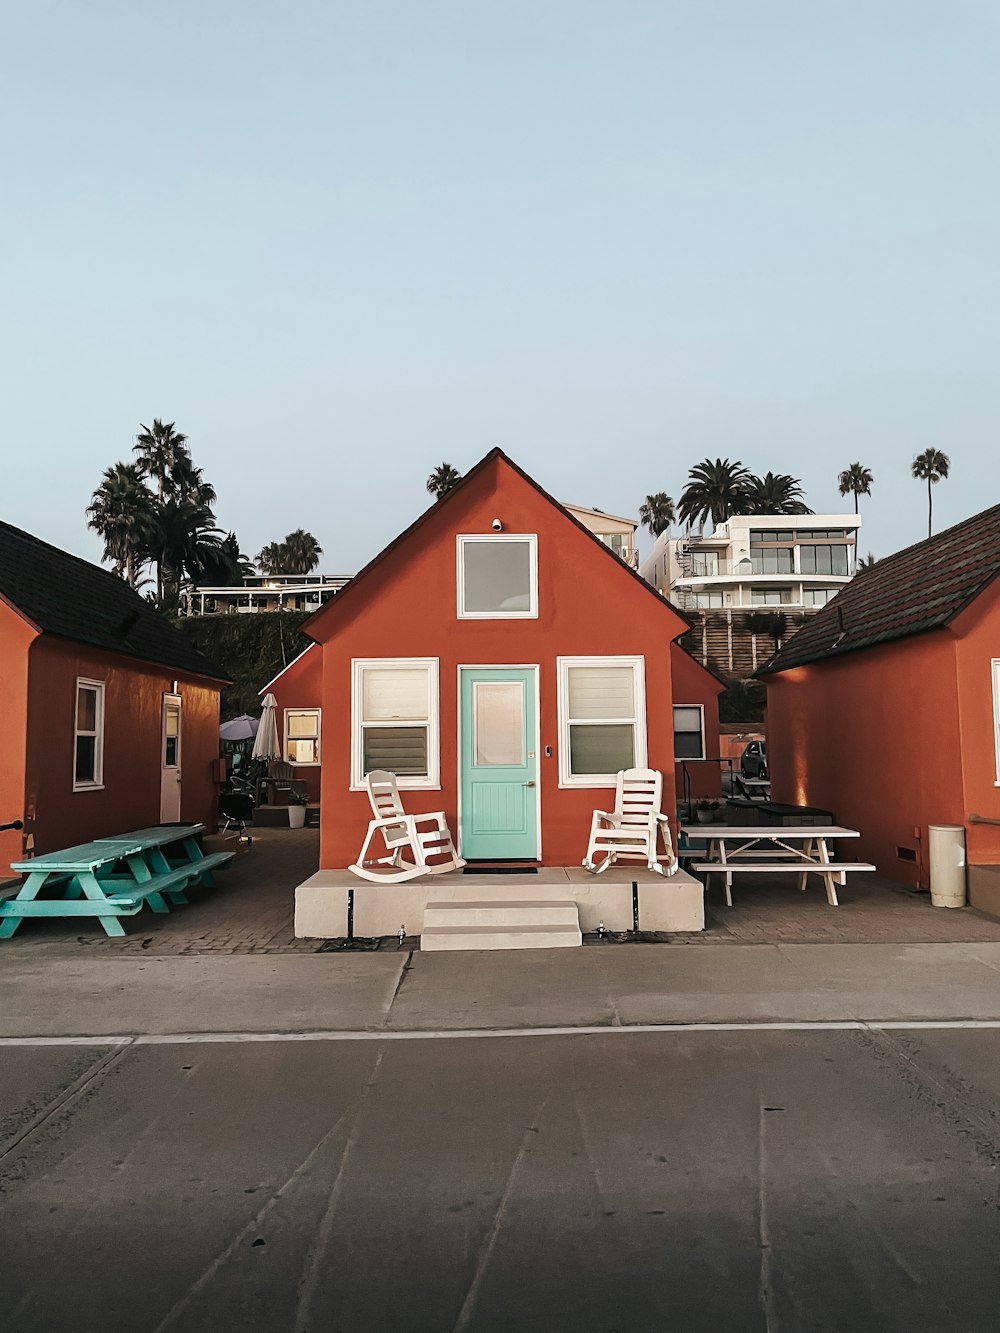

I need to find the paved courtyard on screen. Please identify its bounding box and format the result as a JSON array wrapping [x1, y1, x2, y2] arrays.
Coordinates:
[[4, 825, 1000, 956]]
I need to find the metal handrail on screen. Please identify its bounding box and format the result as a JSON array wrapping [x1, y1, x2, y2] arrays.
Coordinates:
[[970, 813, 1000, 827]]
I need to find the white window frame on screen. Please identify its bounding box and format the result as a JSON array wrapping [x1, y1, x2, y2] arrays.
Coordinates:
[[673, 704, 706, 761], [284, 707, 321, 767], [73, 677, 105, 791], [456, 534, 538, 620], [556, 655, 647, 788], [993, 659, 1000, 787], [351, 658, 440, 790]]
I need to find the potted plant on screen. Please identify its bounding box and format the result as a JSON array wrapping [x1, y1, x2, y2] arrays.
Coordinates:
[[693, 798, 723, 825], [288, 790, 308, 829]]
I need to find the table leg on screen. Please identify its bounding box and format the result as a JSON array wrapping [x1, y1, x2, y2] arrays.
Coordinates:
[[123, 854, 170, 915], [717, 840, 733, 908], [180, 835, 214, 886], [799, 839, 813, 892], [77, 870, 128, 937], [147, 847, 188, 904], [815, 839, 839, 907], [0, 871, 53, 938]]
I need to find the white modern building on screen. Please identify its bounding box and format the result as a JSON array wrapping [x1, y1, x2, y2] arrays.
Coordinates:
[[564, 504, 639, 568], [640, 514, 862, 613], [187, 573, 351, 615]]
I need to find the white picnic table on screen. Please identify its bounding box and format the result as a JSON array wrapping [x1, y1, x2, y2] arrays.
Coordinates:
[[680, 824, 875, 907]]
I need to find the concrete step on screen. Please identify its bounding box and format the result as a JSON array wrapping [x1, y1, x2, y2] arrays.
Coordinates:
[[421, 923, 582, 951], [423, 899, 581, 928]]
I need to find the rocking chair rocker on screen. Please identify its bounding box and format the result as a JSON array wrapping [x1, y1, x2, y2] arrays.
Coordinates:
[[348, 770, 466, 883]]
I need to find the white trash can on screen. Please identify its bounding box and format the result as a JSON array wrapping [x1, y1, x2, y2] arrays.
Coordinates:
[[928, 824, 966, 908]]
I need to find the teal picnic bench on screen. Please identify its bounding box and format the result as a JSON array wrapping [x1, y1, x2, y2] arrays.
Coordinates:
[[0, 824, 235, 939]]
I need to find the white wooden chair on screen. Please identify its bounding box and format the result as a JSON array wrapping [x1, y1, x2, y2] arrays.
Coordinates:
[[582, 768, 678, 877], [348, 770, 466, 883]]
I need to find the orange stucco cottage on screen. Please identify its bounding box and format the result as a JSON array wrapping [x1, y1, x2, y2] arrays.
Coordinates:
[[0, 520, 226, 876], [274, 449, 711, 940], [760, 505, 1000, 913]]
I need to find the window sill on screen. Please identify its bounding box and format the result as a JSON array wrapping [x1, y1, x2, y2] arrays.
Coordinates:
[[457, 611, 539, 621], [558, 778, 619, 790], [73, 783, 105, 793], [287, 761, 321, 768], [350, 783, 441, 793]]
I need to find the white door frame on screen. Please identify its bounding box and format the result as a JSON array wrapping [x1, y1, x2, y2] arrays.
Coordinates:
[[456, 664, 542, 860], [160, 692, 182, 823]]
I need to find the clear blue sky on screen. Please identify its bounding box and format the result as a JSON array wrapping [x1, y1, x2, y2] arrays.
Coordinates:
[[3, 1, 997, 572]]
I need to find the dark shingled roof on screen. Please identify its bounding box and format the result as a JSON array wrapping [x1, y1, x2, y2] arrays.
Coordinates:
[[0, 520, 227, 681], [758, 503, 1000, 676]]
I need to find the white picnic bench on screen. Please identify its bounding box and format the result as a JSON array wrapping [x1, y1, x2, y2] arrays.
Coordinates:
[[680, 824, 875, 907]]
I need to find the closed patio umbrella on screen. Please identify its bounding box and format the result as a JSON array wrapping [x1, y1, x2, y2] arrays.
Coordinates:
[[219, 714, 259, 742], [252, 693, 281, 762]]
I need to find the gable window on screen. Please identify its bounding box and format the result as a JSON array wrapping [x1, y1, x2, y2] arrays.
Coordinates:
[[74, 678, 105, 790], [673, 705, 705, 760], [557, 656, 646, 786], [993, 660, 1000, 786], [457, 535, 538, 618], [285, 708, 321, 765], [351, 659, 439, 789]]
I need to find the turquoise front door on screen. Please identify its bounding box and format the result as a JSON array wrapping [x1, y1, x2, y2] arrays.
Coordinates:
[[459, 668, 538, 860]]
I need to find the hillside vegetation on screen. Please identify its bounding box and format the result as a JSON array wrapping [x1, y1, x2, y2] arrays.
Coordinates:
[[172, 612, 312, 719]]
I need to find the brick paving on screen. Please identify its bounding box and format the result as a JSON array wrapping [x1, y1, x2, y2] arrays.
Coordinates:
[[4, 827, 1000, 955]]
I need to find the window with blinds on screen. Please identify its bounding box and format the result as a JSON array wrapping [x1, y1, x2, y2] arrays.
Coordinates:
[[351, 659, 440, 788], [285, 708, 321, 765], [673, 705, 704, 760], [557, 657, 647, 785]]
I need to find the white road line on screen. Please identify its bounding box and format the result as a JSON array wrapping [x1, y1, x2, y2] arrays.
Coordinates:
[[2, 1019, 1000, 1045]]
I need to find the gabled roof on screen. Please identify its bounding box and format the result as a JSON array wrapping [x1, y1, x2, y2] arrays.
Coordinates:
[[0, 520, 227, 681], [758, 503, 1000, 676], [301, 448, 691, 639]]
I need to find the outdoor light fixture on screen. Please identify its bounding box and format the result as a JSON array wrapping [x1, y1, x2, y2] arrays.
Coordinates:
[[491, 517, 503, 531]]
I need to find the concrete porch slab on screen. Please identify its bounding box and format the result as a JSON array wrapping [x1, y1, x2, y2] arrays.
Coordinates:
[[293, 866, 705, 939]]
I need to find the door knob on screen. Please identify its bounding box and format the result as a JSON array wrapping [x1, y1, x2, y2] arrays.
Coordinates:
[[523, 781, 536, 787]]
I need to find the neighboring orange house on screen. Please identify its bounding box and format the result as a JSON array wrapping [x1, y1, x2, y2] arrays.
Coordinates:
[[274, 449, 712, 871], [0, 521, 226, 876], [760, 505, 1000, 909]]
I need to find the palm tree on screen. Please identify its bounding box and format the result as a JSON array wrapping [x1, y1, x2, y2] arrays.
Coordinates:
[[911, 448, 950, 539], [86, 462, 156, 587], [677, 459, 753, 529], [427, 462, 462, 501], [837, 462, 874, 514], [282, 529, 323, 574], [638, 492, 676, 538], [133, 420, 189, 497], [256, 541, 290, 575], [168, 446, 217, 508], [857, 552, 878, 571], [745, 471, 813, 515], [191, 532, 255, 586], [143, 498, 222, 607]]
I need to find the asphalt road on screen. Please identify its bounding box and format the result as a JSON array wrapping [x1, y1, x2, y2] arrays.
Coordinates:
[[2, 1028, 1000, 1332]]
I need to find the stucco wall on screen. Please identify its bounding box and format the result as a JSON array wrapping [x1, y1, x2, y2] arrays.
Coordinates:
[[264, 645, 323, 802], [0, 600, 37, 876], [309, 457, 688, 868], [24, 639, 221, 855], [669, 644, 724, 800], [766, 633, 965, 888], [952, 579, 1000, 867]]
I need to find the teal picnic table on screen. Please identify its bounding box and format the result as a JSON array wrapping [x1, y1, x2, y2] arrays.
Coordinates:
[[0, 824, 234, 939]]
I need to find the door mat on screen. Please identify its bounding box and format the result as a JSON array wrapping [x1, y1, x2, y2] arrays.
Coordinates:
[[462, 865, 539, 875]]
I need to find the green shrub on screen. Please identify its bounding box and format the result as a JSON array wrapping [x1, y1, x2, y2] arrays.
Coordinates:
[[172, 612, 312, 719]]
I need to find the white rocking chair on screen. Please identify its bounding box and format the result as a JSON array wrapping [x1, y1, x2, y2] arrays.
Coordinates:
[[583, 768, 678, 877], [348, 770, 466, 883]]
